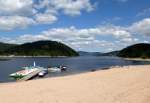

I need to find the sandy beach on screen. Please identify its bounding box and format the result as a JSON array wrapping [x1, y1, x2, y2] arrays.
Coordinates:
[[0, 65, 150, 103]]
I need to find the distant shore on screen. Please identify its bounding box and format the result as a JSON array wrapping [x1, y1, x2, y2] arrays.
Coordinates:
[[0, 65, 150, 103], [0, 55, 68, 58], [123, 57, 150, 61]]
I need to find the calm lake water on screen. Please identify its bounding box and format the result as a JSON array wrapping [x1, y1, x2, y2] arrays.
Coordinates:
[[0, 56, 150, 83]]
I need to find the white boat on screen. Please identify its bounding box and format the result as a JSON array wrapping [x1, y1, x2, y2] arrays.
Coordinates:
[[38, 71, 48, 77], [48, 67, 61, 72], [48, 66, 67, 72]]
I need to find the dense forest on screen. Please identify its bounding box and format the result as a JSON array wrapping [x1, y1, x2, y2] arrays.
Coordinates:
[[0, 42, 17, 53], [0, 41, 79, 57], [118, 43, 150, 58]]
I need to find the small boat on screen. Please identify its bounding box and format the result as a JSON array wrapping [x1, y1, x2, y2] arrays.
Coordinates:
[[38, 70, 48, 77], [48, 67, 61, 72], [60, 66, 67, 71], [10, 62, 47, 80], [48, 66, 67, 72]]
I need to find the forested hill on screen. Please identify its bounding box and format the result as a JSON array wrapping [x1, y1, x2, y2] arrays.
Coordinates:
[[0, 42, 17, 52], [118, 43, 150, 58], [0, 41, 79, 57]]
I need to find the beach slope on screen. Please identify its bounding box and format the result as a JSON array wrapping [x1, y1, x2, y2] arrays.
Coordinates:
[[0, 65, 150, 103]]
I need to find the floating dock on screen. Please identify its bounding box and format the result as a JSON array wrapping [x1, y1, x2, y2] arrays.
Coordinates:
[[18, 69, 43, 81]]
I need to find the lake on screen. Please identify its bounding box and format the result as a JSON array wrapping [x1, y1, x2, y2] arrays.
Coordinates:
[[0, 56, 150, 83]]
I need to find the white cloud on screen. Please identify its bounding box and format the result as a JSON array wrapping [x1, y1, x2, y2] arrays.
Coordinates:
[[0, 0, 35, 16], [143, 40, 149, 43], [0, 16, 35, 30], [36, 0, 95, 16], [129, 18, 150, 36], [69, 39, 116, 52], [0, 0, 95, 30], [93, 25, 131, 39], [120, 37, 138, 43], [50, 0, 94, 16], [35, 13, 57, 24]]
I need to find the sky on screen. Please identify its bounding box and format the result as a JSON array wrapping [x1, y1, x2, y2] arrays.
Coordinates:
[[0, 0, 150, 52]]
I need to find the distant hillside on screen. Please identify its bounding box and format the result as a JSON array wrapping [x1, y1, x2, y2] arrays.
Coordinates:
[[118, 43, 150, 58], [78, 51, 102, 56], [99, 51, 119, 56], [0, 41, 79, 57], [0, 42, 17, 53]]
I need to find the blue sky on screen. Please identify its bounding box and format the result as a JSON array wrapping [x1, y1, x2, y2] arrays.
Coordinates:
[[0, 0, 150, 52]]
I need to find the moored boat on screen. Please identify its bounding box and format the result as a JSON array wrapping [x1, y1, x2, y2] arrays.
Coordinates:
[[48, 66, 67, 72], [38, 70, 48, 77]]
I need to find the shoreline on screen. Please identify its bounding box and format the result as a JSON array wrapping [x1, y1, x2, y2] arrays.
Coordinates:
[[1, 55, 150, 60], [0, 65, 150, 103], [0, 65, 149, 84], [0, 55, 69, 58], [123, 57, 150, 61]]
